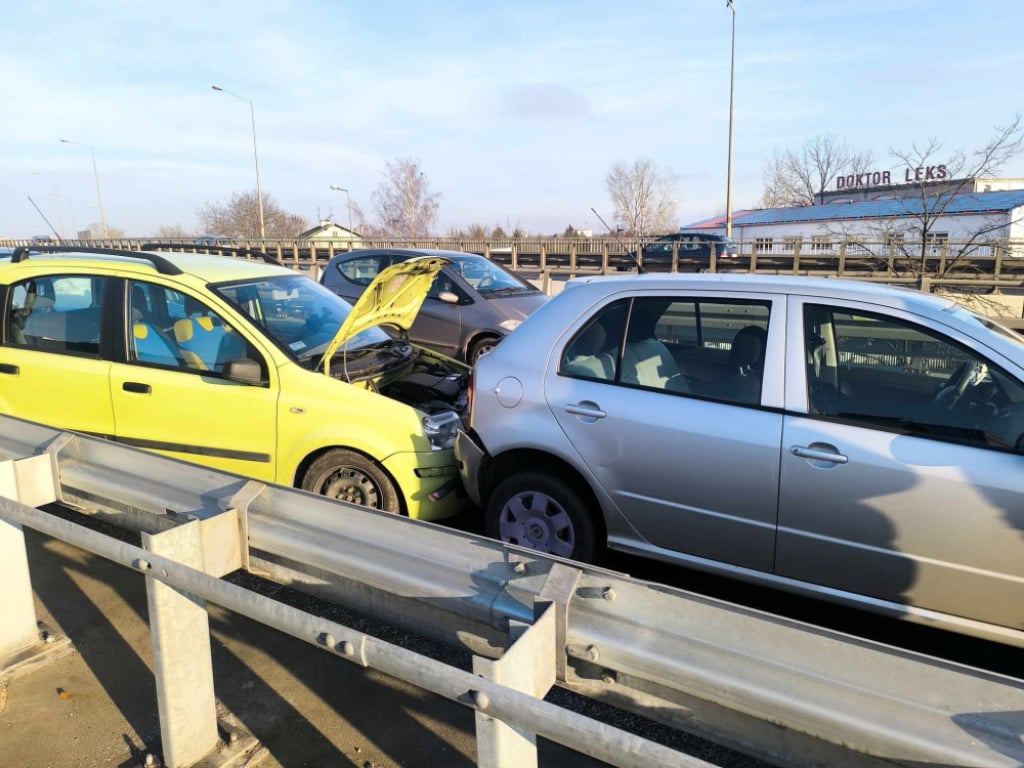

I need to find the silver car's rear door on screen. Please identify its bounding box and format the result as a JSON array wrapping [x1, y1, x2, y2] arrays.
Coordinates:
[[546, 291, 786, 571]]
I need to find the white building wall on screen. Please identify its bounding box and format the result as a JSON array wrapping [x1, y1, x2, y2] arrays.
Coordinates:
[[714, 210, 1019, 252]]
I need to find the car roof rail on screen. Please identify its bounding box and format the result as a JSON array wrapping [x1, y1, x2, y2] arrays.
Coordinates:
[[140, 243, 282, 266], [10, 245, 184, 275]]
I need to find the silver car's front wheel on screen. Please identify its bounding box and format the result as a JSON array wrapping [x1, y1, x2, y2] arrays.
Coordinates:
[[485, 472, 600, 562]]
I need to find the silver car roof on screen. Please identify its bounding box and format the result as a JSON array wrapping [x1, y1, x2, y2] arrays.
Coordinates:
[[565, 273, 957, 313]]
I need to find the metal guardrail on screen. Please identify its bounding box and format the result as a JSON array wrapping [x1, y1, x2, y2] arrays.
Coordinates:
[[5, 236, 1024, 279], [1, 415, 1024, 767]]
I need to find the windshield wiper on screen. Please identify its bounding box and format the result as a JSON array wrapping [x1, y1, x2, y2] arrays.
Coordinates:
[[485, 286, 536, 296]]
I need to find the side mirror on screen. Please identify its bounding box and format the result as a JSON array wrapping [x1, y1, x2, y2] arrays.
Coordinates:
[[438, 290, 460, 305], [223, 358, 263, 385]]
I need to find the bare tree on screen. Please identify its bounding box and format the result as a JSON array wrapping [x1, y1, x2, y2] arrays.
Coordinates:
[[197, 191, 309, 239], [822, 115, 1024, 281], [78, 222, 125, 239], [371, 158, 441, 238], [880, 114, 1024, 277], [154, 223, 193, 239], [759, 136, 874, 207], [605, 159, 679, 237]]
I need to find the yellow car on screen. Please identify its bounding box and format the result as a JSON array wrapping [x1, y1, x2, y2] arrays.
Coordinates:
[[0, 246, 470, 519]]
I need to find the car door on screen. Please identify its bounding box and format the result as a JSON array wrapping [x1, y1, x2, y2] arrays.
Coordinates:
[[545, 292, 785, 571], [0, 273, 115, 437], [776, 297, 1024, 629], [398, 260, 465, 358], [108, 279, 280, 481]]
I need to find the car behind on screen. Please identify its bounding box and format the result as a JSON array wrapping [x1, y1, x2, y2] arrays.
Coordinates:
[[321, 248, 549, 363]]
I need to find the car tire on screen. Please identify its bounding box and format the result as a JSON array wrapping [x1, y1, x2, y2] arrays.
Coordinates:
[[301, 448, 401, 513], [485, 472, 601, 562], [469, 335, 501, 364]]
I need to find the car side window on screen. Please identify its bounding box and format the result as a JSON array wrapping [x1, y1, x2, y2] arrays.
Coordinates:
[[128, 280, 262, 377], [561, 297, 770, 405], [334, 255, 387, 286], [561, 301, 627, 382], [427, 272, 463, 301], [804, 304, 1024, 451], [5, 275, 106, 356]]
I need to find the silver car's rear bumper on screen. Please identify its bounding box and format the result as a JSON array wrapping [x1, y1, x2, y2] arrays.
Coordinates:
[[454, 429, 486, 507]]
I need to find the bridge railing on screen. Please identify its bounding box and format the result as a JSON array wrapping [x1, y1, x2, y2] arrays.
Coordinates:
[[2, 414, 1024, 767]]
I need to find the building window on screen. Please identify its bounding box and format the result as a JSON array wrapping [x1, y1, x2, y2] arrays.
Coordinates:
[[926, 232, 949, 255], [844, 236, 868, 255], [811, 236, 833, 253], [754, 237, 773, 253], [783, 237, 802, 252]]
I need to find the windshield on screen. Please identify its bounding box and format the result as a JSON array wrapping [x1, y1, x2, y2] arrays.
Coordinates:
[[447, 254, 536, 295], [951, 304, 1024, 351], [212, 274, 390, 359]]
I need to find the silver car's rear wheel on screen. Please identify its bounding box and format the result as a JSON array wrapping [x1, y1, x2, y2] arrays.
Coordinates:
[[485, 472, 600, 562]]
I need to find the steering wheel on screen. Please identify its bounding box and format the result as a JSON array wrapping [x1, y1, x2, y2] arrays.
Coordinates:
[[933, 360, 985, 411]]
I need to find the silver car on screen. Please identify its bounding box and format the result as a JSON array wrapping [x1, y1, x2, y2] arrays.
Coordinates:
[[457, 273, 1024, 646]]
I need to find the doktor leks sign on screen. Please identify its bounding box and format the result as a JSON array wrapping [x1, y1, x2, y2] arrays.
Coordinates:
[[836, 165, 950, 190]]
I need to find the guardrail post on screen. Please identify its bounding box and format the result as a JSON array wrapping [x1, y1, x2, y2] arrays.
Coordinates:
[[142, 520, 219, 768], [473, 602, 556, 768], [0, 466, 39, 660], [0, 455, 58, 663]]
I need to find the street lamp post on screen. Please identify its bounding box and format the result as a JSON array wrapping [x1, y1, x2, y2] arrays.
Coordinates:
[[329, 185, 353, 233], [725, 0, 736, 240], [60, 139, 108, 239], [212, 84, 266, 240]]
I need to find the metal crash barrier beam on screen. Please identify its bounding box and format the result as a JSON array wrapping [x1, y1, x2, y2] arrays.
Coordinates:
[[1, 414, 1023, 767]]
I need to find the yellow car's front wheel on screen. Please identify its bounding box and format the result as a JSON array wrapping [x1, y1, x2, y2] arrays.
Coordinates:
[[301, 448, 401, 513]]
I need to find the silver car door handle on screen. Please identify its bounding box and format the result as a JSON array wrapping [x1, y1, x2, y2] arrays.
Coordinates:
[[790, 445, 848, 464], [565, 403, 607, 419]]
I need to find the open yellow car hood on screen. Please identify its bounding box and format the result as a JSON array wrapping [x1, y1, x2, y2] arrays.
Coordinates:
[[322, 255, 451, 372]]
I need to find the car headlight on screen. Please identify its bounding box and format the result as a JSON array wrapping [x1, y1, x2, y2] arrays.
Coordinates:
[[423, 411, 461, 450], [498, 319, 521, 333]]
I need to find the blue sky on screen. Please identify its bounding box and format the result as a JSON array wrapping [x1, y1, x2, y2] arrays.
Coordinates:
[[2, 0, 1023, 239]]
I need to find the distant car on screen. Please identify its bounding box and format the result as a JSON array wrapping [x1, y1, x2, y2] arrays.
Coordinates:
[[457, 272, 1024, 647], [321, 248, 549, 363], [627, 232, 737, 271], [0, 247, 470, 520], [195, 235, 232, 247]]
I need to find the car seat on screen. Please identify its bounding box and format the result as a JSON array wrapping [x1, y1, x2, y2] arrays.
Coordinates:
[[622, 303, 688, 392], [721, 325, 767, 404], [171, 296, 245, 373], [564, 322, 615, 380]]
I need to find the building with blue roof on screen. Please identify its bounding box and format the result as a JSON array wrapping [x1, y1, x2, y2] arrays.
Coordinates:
[[682, 177, 1024, 256]]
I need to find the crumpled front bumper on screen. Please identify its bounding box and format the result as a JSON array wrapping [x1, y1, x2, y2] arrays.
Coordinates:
[[454, 429, 487, 507]]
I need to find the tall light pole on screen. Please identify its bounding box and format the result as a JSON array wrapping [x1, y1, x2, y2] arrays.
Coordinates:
[[725, 0, 737, 239], [212, 84, 266, 240], [329, 185, 352, 233], [60, 139, 108, 239]]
